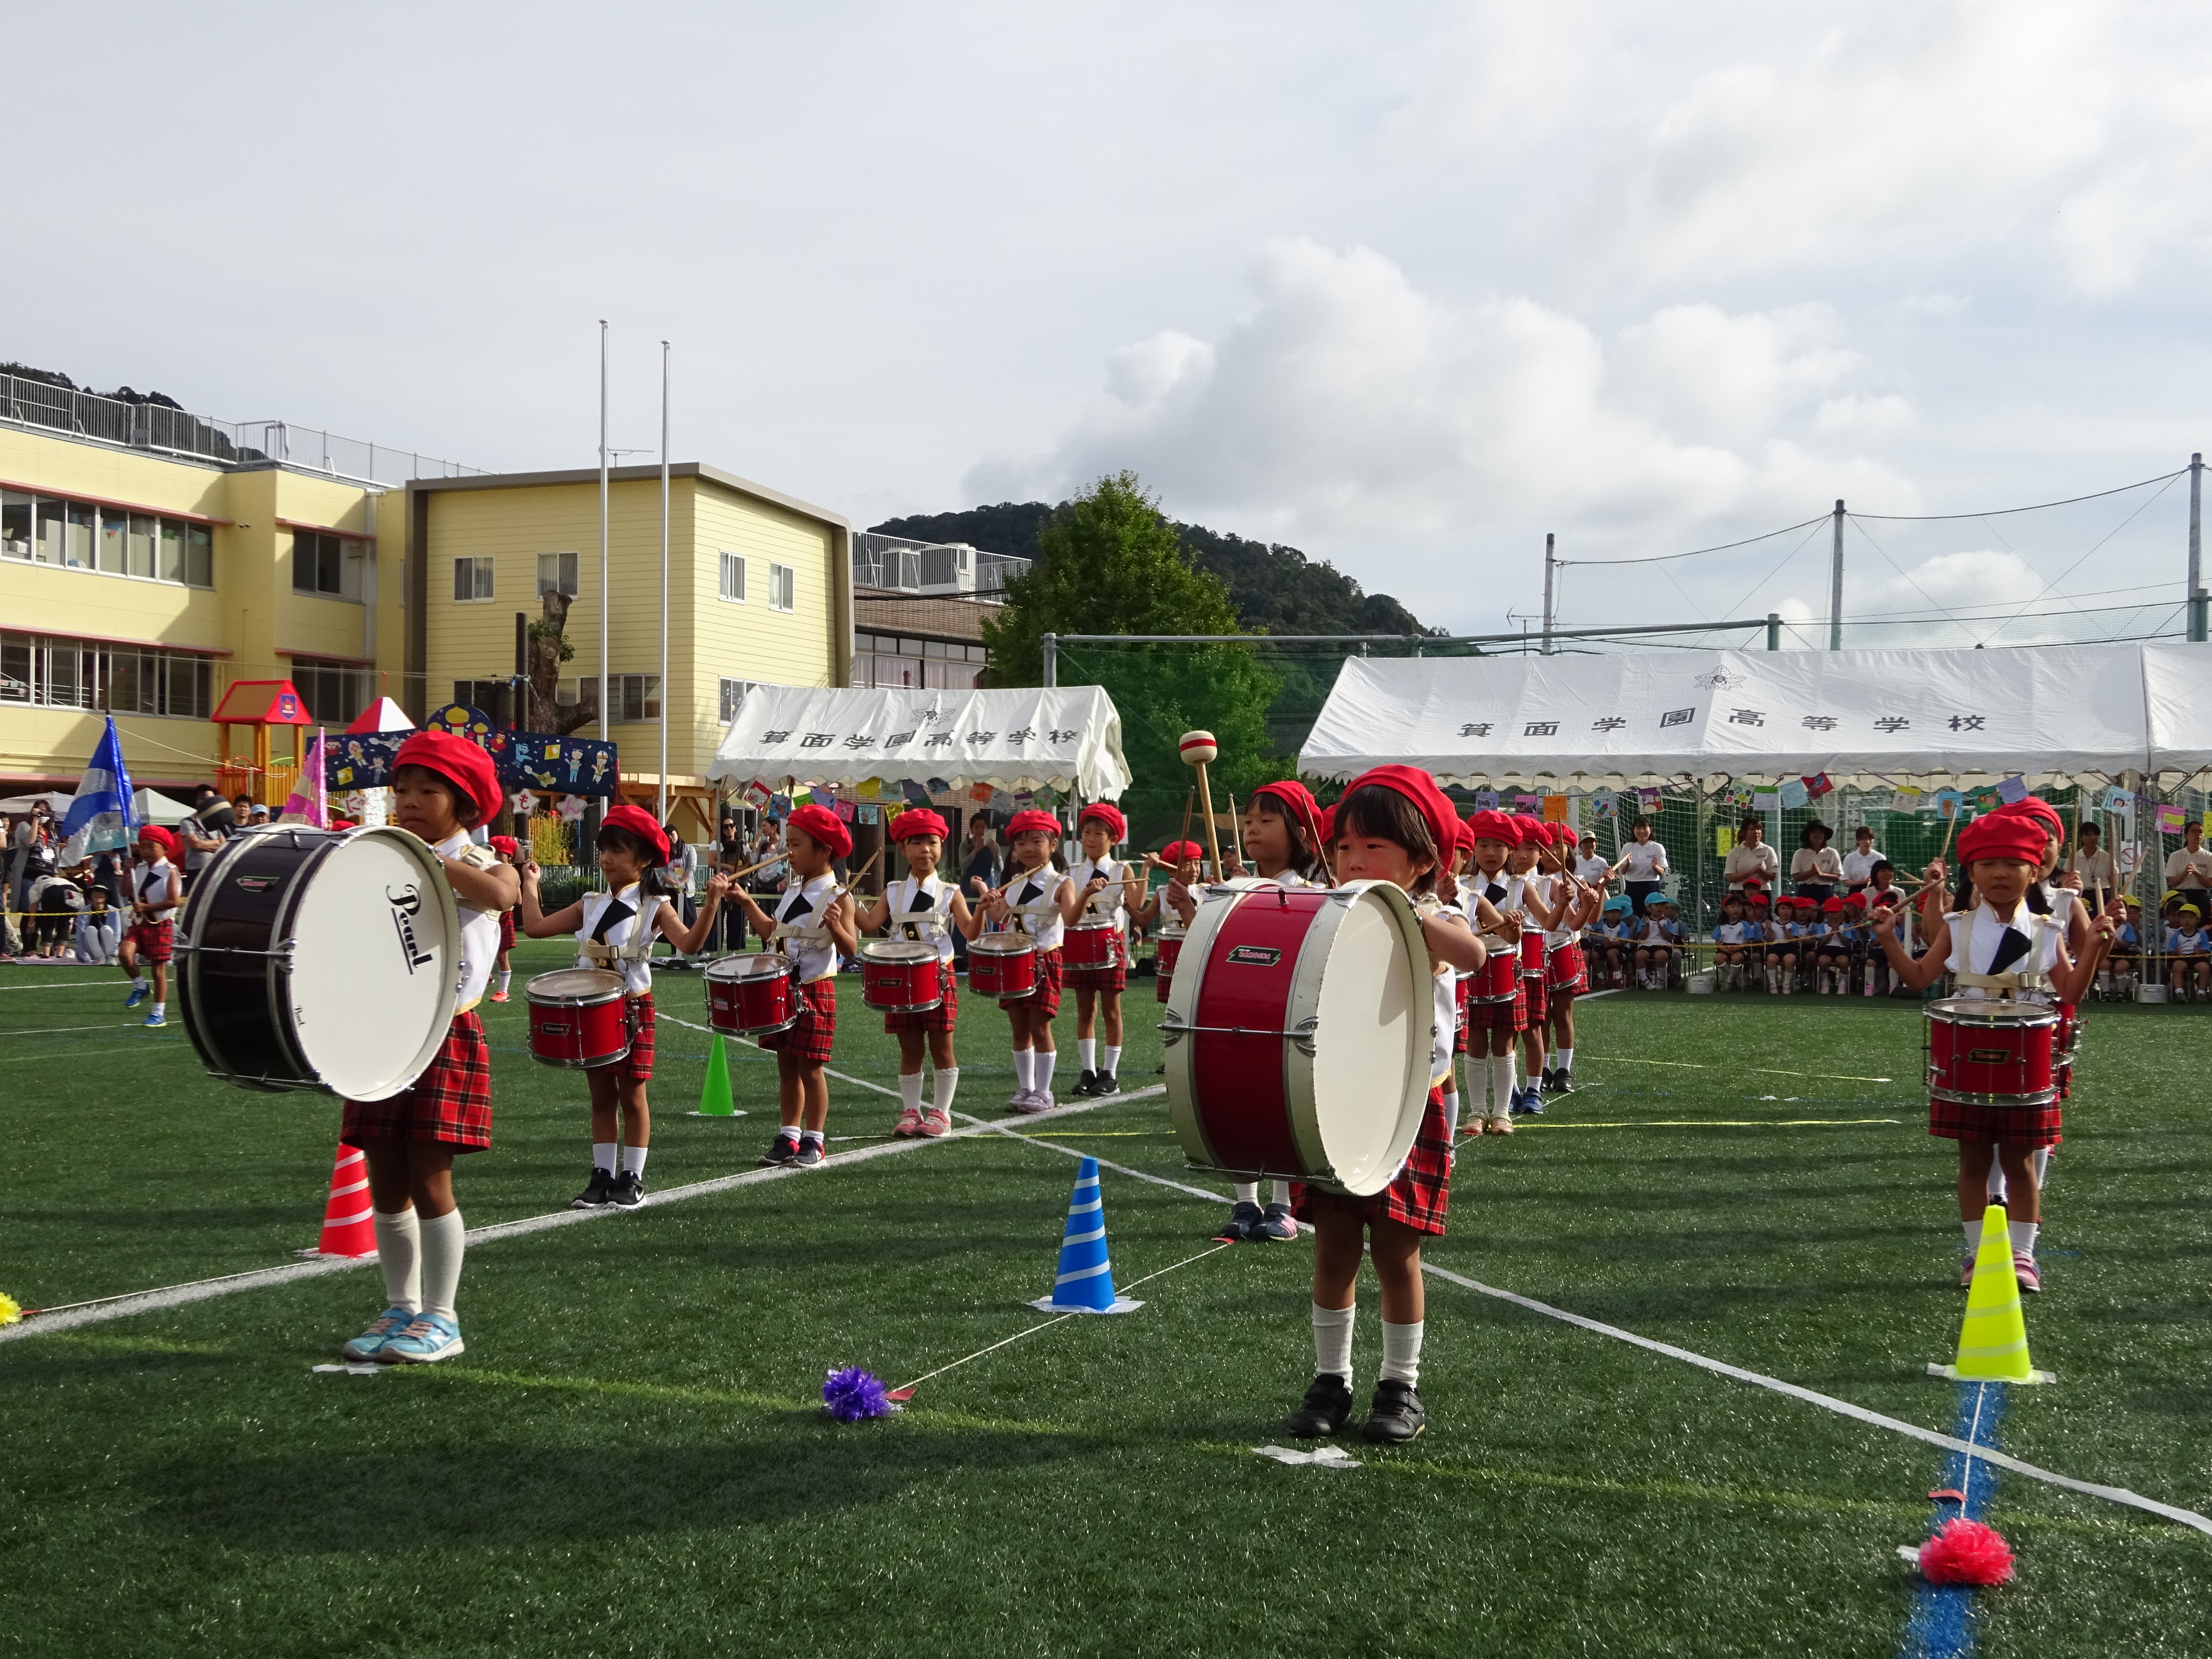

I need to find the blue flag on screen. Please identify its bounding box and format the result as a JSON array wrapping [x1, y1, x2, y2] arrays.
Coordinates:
[[61, 715, 136, 854]]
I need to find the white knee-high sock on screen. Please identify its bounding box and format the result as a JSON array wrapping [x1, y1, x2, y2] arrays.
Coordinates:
[[1234, 1181, 1260, 1204], [2031, 1146, 2051, 1186], [619, 1145, 647, 1176], [1556, 1046, 1574, 1072], [1270, 1179, 1292, 1207], [372, 1208, 422, 1313], [1035, 1050, 1057, 1092], [1078, 1037, 1096, 1071], [1012, 1048, 1034, 1091], [1440, 1086, 1460, 1138], [932, 1066, 959, 1114], [2009, 1220, 2040, 1257], [1379, 1319, 1424, 1386], [1488, 1052, 1515, 1111], [418, 1207, 465, 1322], [592, 1141, 617, 1173], [1312, 1301, 1354, 1382], [1102, 1044, 1121, 1078], [899, 1072, 924, 1114]]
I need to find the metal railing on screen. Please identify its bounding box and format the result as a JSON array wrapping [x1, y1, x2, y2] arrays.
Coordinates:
[[0, 373, 484, 488], [853, 530, 1030, 595]]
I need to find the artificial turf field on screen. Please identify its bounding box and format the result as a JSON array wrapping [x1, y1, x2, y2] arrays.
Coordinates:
[[3, 942, 2209, 1658]]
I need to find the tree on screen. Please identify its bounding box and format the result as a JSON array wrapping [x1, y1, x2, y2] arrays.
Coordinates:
[[983, 472, 1288, 838], [525, 589, 600, 736]]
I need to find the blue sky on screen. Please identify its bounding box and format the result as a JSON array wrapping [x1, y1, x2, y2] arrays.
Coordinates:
[[13, 2, 2211, 640]]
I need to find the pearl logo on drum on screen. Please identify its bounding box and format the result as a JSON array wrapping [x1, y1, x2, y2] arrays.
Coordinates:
[[1225, 945, 1283, 967], [385, 882, 437, 973]]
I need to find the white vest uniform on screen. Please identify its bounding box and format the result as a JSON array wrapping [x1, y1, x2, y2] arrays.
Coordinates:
[[771, 872, 844, 983], [1466, 867, 1522, 956], [1943, 904, 2064, 1005], [437, 832, 502, 1012], [134, 858, 178, 921], [885, 873, 957, 964], [574, 881, 668, 997], [1001, 866, 1066, 951], [1413, 895, 1461, 1087]]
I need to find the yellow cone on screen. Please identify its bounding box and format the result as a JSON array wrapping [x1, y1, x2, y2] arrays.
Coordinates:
[[1930, 1204, 2053, 1384]]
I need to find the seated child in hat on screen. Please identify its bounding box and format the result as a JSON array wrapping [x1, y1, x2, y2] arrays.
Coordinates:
[[1711, 892, 1757, 991], [1813, 896, 1853, 993], [2107, 899, 2142, 995], [2167, 902, 2212, 1000]]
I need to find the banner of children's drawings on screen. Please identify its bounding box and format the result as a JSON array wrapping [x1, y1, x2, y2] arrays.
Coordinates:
[[327, 709, 621, 799]]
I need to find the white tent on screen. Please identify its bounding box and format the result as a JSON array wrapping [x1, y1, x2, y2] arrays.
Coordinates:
[[708, 684, 1131, 800], [133, 788, 193, 825], [1300, 642, 2193, 787]]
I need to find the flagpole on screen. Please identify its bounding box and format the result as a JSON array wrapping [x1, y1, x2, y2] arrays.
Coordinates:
[[598, 319, 610, 745], [658, 338, 670, 832]]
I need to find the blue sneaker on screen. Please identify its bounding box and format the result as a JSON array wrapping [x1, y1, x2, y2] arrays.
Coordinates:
[[124, 984, 149, 1009], [342, 1307, 416, 1362], [142, 1012, 167, 1028], [378, 1312, 464, 1364], [1518, 1088, 1545, 1116]]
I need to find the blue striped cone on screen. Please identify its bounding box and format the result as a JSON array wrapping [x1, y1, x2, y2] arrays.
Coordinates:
[[1029, 1157, 1142, 1314]]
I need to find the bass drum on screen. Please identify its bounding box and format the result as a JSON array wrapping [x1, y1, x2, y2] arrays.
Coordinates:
[[178, 825, 461, 1100], [1164, 878, 1431, 1197]]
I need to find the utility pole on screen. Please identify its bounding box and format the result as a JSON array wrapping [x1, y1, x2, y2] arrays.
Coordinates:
[[1828, 499, 1845, 651], [598, 320, 610, 742], [1767, 611, 1781, 651], [1542, 532, 1556, 654], [2191, 452, 2206, 643], [1042, 633, 1058, 689]]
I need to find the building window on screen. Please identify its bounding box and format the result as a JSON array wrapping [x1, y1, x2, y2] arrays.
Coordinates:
[[611, 674, 660, 723], [538, 551, 578, 598], [292, 530, 364, 599], [291, 656, 372, 725], [718, 677, 759, 723], [719, 549, 746, 604], [451, 679, 515, 725], [453, 556, 495, 601], [0, 492, 211, 586], [0, 631, 212, 717], [769, 562, 795, 612]]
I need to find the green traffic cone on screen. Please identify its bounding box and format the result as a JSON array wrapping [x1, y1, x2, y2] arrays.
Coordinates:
[[690, 1034, 739, 1118]]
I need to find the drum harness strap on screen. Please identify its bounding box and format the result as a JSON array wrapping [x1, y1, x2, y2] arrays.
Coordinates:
[[1078, 859, 1126, 920], [1949, 907, 2054, 1001], [771, 883, 836, 957], [577, 887, 657, 966], [892, 876, 948, 944], [1005, 871, 1059, 937]]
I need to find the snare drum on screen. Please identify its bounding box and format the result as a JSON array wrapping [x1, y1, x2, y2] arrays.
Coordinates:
[[968, 933, 1037, 999], [1154, 925, 1185, 1004], [1464, 942, 1520, 1004], [177, 825, 460, 1100], [1926, 997, 2060, 1108], [525, 969, 632, 1068], [1547, 938, 1587, 994], [1064, 919, 1124, 971], [860, 939, 944, 1013], [705, 951, 800, 1035], [1164, 879, 1432, 1197], [1518, 927, 1546, 980]]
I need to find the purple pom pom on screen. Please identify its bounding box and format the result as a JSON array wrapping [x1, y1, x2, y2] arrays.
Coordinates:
[[822, 1366, 894, 1421]]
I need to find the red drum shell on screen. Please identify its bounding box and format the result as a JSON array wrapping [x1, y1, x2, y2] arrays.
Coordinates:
[[1926, 998, 2059, 1107], [969, 934, 1038, 999], [1518, 927, 1547, 979], [861, 941, 944, 1013], [1154, 930, 1184, 1003], [1064, 919, 1125, 970], [706, 953, 799, 1035], [1465, 943, 1521, 1004], [526, 970, 633, 1069], [1547, 939, 1587, 992]]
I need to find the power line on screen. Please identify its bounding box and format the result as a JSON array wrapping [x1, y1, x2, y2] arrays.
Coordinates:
[[1848, 469, 2187, 522], [1553, 515, 1829, 567]]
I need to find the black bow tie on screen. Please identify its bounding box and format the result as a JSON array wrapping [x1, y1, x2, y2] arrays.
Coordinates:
[[781, 891, 816, 924], [1987, 926, 2033, 975], [907, 886, 936, 912], [1484, 882, 1506, 904], [1017, 881, 1042, 906], [590, 897, 634, 943]]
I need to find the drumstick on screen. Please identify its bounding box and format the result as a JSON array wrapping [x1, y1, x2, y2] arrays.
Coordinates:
[[1226, 793, 1245, 869], [1180, 731, 1225, 882], [1177, 786, 1194, 855]]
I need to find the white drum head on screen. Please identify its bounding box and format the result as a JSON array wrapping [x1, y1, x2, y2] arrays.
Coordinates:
[[530, 968, 624, 1004], [973, 934, 1034, 959], [709, 951, 792, 982], [861, 939, 937, 965], [287, 828, 460, 1101], [1298, 882, 1431, 1195]]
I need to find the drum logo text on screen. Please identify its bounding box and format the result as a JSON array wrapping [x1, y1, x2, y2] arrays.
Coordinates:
[[1967, 1046, 2014, 1064], [385, 883, 437, 973], [234, 875, 279, 893], [1225, 945, 1282, 967]]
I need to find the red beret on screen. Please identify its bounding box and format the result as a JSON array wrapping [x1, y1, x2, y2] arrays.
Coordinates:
[[1996, 797, 2064, 842], [1821, 896, 1845, 912], [1162, 839, 1205, 864], [1958, 813, 2047, 865], [135, 825, 177, 856], [1078, 801, 1127, 842], [600, 804, 671, 866], [787, 802, 853, 860], [1317, 805, 1336, 846], [1465, 809, 1523, 848], [1251, 780, 1327, 852], [489, 835, 520, 859], [393, 729, 502, 828], [890, 807, 949, 842], [1340, 765, 1457, 868], [1007, 809, 1063, 842]]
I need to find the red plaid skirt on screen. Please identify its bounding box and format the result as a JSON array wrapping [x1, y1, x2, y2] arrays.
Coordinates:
[[127, 919, 174, 965], [342, 1011, 492, 1152], [594, 992, 655, 1086], [1464, 983, 1527, 1034], [1929, 1096, 2063, 1148], [1065, 959, 1128, 994], [1522, 972, 1548, 1027], [886, 959, 960, 1033], [498, 909, 516, 952], [1293, 1086, 1452, 1237], [1003, 946, 1064, 1017], [762, 977, 837, 1062]]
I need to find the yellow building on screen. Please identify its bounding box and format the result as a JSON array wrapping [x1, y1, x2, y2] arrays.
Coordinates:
[[0, 376, 852, 829], [406, 464, 852, 835]]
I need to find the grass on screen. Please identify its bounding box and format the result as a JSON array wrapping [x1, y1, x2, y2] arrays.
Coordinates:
[[3, 947, 2209, 1656]]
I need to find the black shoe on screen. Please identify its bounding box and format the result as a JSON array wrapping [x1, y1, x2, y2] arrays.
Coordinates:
[[1093, 1072, 1119, 1097], [1214, 1200, 1263, 1243], [1073, 1069, 1101, 1098], [1284, 1373, 1355, 1438], [1538, 1068, 1558, 1093], [791, 1138, 827, 1169], [1361, 1378, 1426, 1442], [570, 1167, 615, 1209], [1551, 1069, 1575, 1094], [1254, 1201, 1298, 1242], [607, 1168, 646, 1209], [761, 1134, 800, 1167]]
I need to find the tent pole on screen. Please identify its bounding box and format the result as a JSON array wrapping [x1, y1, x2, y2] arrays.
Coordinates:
[[1828, 500, 1845, 651]]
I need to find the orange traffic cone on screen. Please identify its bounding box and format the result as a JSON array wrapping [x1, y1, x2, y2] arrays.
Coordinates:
[[314, 1145, 378, 1257]]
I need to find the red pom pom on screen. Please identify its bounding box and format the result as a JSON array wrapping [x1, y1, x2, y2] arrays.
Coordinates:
[[1918, 1518, 2014, 1585]]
